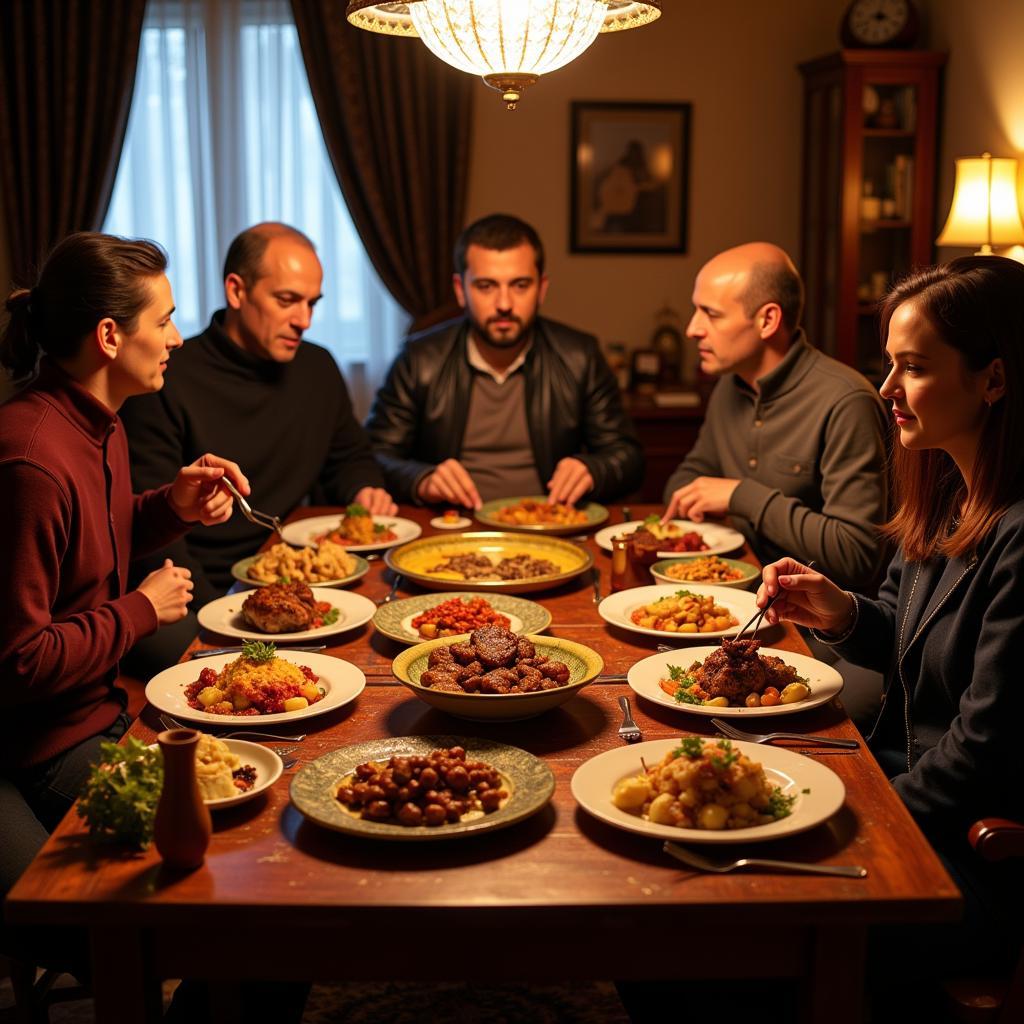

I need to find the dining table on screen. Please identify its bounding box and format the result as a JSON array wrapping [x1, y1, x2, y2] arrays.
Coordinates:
[[5, 504, 961, 1023]]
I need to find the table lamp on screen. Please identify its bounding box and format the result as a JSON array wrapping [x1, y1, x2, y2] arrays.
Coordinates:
[[936, 153, 1024, 254]]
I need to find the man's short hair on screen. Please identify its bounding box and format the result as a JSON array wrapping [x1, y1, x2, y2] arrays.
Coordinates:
[[223, 223, 317, 286], [739, 261, 805, 333], [453, 214, 545, 277]]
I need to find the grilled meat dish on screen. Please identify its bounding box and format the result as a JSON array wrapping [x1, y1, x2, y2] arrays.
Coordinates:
[[241, 581, 317, 633], [693, 638, 799, 700]]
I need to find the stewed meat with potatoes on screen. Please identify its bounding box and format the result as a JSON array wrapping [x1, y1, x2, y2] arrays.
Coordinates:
[[691, 638, 800, 701]]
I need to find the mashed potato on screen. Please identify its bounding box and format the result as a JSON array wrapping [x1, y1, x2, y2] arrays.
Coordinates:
[[194, 734, 241, 800]]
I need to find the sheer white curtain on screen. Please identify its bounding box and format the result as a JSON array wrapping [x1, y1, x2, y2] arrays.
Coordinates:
[[103, 0, 408, 417]]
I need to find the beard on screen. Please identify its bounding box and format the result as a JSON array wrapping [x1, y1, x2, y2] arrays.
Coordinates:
[[467, 309, 537, 350]]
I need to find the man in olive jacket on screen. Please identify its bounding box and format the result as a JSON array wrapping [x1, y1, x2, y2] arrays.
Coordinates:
[[663, 242, 888, 592], [366, 214, 643, 508]]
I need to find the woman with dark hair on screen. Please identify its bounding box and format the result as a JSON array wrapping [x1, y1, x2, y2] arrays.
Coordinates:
[[758, 254, 1024, 989], [0, 232, 248, 908]]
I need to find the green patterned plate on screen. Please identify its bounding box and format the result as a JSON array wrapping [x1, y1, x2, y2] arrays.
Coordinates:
[[475, 496, 609, 535], [649, 556, 760, 591], [231, 553, 370, 589], [392, 633, 603, 721], [372, 592, 553, 646], [289, 734, 555, 841]]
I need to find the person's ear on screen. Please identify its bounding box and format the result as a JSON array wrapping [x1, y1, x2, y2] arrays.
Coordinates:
[[758, 302, 784, 340], [452, 273, 467, 309], [224, 273, 247, 311], [984, 357, 1006, 406], [94, 317, 121, 362], [537, 273, 550, 306]]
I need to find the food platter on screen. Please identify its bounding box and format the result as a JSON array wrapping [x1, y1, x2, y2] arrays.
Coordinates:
[[289, 735, 555, 841], [594, 519, 745, 558], [571, 738, 846, 844], [392, 633, 603, 721], [475, 496, 609, 535], [372, 591, 552, 646], [279, 513, 421, 552], [385, 532, 593, 594], [230, 554, 370, 589], [597, 584, 758, 641], [197, 588, 376, 642], [626, 647, 844, 717], [144, 651, 365, 727], [649, 556, 760, 591]]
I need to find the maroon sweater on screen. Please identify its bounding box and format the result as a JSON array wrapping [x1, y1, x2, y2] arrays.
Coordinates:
[[0, 361, 188, 769]]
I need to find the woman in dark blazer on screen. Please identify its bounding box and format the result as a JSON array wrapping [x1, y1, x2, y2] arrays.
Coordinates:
[[758, 255, 1024, 993]]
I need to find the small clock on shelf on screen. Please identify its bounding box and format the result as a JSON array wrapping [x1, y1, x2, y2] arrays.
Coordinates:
[[841, 0, 919, 49]]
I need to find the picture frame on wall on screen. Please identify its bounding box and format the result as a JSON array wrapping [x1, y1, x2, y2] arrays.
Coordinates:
[[570, 101, 691, 254]]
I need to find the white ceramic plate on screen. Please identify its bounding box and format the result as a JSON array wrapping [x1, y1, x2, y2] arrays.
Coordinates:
[[430, 514, 472, 530], [149, 738, 283, 810], [279, 514, 422, 552], [627, 646, 844, 717], [571, 738, 846, 844], [196, 588, 376, 642], [595, 519, 745, 558], [144, 651, 365, 727], [597, 584, 757, 641], [231, 554, 370, 590]]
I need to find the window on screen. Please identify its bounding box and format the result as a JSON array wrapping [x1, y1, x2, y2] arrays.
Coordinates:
[[103, 0, 406, 411]]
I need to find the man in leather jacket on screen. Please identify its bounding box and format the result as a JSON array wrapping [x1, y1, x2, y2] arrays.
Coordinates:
[[366, 214, 644, 507]]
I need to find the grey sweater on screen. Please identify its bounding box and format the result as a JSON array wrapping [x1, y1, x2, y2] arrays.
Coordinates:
[[663, 334, 889, 591]]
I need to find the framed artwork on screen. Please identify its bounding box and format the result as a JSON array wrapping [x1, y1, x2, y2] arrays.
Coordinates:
[[570, 101, 691, 254]]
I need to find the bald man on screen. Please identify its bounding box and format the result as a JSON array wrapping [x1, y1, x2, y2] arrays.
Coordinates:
[[663, 243, 888, 591], [121, 223, 395, 669]]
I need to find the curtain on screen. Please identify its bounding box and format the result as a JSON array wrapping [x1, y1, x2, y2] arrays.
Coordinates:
[[103, 0, 407, 417], [290, 0, 473, 319], [0, 0, 146, 283]]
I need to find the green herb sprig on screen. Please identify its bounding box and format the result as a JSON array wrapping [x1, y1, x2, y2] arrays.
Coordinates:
[[672, 736, 705, 759], [242, 639, 277, 662], [77, 737, 163, 849], [346, 503, 370, 517]]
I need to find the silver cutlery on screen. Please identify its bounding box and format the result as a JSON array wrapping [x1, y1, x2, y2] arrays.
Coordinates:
[[379, 573, 402, 605], [158, 713, 306, 743], [221, 477, 283, 535], [270, 745, 300, 757], [622, 506, 631, 522], [280, 756, 298, 770], [664, 842, 867, 879], [712, 717, 859, 750], [191, 644, 327, 658], [617, 696, 642, 743], [656, 643, 678, 653], [591, 567, 602, 604]]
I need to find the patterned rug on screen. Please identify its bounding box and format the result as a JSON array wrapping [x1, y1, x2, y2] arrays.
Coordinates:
[[0, 975, 630, 1023]]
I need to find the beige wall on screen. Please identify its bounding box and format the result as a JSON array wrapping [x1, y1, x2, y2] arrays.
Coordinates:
[[928, 0, 1024, 261], [464, 0, 850, 350]]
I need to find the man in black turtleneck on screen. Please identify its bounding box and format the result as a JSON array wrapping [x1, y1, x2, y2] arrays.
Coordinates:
[[121, 222, 394, 669]]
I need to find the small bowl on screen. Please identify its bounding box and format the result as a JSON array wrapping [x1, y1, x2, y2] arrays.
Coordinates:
[[649, 556, 760, 590], [392, 633, 604, 722]]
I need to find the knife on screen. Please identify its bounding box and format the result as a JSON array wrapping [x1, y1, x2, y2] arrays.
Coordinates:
[[191, 644, 327, 658]]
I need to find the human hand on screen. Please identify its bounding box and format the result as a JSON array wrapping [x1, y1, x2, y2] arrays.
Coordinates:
[[137, 558, 194, 625], [662, 477, 740, 523], [546, 458, 594, 506], [757, 558, 855, 633], [417, 459, 482, 510], [169, 453, 250, 525], [354, 486, 398, 516]]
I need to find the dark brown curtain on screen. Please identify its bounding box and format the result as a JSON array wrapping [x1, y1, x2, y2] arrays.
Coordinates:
[[290, 2, 473, 318], [0, 1, 147, 284]]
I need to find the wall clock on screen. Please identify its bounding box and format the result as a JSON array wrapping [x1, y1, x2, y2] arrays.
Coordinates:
[[841, 0, 919, 48]]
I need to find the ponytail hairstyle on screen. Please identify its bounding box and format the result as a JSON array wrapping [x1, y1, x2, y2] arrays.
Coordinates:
[[1, 232, 168, 383], [880, 255, 1024, 561]]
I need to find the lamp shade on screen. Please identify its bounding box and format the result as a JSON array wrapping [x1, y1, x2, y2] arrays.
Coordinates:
[[936, 153, 1024, 251], [346, 1, 661, 108]]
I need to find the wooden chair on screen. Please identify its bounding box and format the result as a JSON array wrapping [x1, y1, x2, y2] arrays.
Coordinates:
[[945, 818, 1024, 1023], [2, 956, 90, 1024]]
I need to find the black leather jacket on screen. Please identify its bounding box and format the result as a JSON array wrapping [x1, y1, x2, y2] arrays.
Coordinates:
[[366, 316, 644, 503]]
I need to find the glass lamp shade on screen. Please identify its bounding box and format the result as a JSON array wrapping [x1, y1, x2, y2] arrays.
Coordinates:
[[936, 153, 1024, 252], [346, 1, 661, 107]]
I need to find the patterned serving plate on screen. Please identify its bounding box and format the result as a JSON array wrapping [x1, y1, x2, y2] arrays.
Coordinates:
[[475, 496, 609, 535], [649, 556, 760, 591]]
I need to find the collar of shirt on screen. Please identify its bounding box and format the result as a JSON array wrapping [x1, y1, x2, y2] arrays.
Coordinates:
[[466, 334, 533, 385], [731, 329, 816, 405]]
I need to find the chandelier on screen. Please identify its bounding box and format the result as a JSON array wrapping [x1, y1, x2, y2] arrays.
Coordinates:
[[346, 1, 662, 109]]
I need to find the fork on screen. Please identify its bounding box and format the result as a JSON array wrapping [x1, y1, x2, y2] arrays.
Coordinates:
[[712, 717, 859, 749], [379, 573, 402, 605], [158, 713, 306, 742], [617, 696, 642, 743], [664, 841, 867, 878], [221, 478, 283, 535]]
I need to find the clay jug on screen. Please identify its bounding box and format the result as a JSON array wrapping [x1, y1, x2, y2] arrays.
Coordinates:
[[154, 728, 211, 870]]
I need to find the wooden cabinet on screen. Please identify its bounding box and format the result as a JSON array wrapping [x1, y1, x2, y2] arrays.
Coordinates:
[[798, 50, 945, 380]]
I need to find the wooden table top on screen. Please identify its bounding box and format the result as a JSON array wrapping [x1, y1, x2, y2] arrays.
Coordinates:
[[7, 505, 960, 954]]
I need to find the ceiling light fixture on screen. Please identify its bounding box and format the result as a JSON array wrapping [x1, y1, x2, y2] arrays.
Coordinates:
[[346, 1, 661, 109]]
